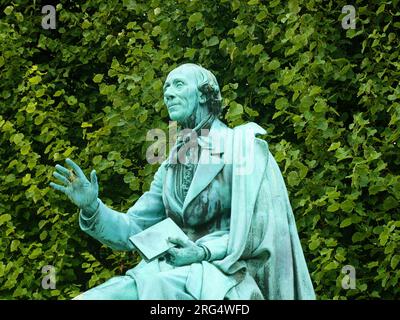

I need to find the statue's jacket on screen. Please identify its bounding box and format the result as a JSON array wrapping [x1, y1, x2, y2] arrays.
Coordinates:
[[79, 119, 316, 300]]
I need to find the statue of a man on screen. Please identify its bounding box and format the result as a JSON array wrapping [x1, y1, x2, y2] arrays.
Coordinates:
[[50, 63, 315, 300]]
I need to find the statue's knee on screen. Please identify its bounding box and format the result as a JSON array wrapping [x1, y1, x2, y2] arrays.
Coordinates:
[[72, 293, 85, 300]]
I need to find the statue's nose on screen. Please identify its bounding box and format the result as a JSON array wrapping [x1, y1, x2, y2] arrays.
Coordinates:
[[164, 87, 175, 100]]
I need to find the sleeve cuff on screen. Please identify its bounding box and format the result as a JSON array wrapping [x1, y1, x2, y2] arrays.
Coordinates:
[[198, 234, 229, 261], [79, 199, 101, 230], [198, 244, 212, 261]]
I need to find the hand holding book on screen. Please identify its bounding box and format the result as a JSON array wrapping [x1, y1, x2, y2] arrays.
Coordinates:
[[128, 218, 209, 265], [165, 237, 209, 267]]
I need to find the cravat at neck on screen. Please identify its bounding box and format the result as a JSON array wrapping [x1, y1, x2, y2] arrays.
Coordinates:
[[168, 113, 215, 166]]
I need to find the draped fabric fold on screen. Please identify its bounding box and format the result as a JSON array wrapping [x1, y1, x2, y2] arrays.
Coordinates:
[[196, 122, 316, 299]]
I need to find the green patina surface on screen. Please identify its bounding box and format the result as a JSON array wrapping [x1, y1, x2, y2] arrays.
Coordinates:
[[51, 64, 315, 299]]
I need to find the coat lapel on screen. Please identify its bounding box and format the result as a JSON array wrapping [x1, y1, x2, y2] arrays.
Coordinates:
[[182, 120, 229, 213]]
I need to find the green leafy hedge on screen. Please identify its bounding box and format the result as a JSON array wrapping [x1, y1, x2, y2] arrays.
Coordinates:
[[0, 0, 399, 299]]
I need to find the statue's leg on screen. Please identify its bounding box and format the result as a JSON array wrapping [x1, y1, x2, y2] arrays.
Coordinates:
[[73, 275, 138, 300], [129, 261, 194, 300]]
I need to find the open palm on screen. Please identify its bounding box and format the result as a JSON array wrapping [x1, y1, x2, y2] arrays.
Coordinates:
[[50, 158, 98, 209]]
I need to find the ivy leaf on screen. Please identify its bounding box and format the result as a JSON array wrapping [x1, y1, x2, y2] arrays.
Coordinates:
[[0, 214, 12, 226], [67, 96, 78, 105], [207, 36, 219, 47], [309, 239, 320, 251], [4, 6, 13, 15], [93, 74, 103, 83], [82, 20, 92, 29], [327, 203, 340, 212], [250, 44, 264, 55], [383, 196, 398, 211], [341, 200, 354, 213], [29, 248, 42, 260], [29, 76, 42, 85], [325, 261, 339, 271], [189, 12, 203, 23], [340, 218, 352, 228], [275, 97, 289, 110], [11, 240, 20, 252], [328, 142, 341, 151], [390, 255, 400, 269], [352, 232, 366, 243], [287, 171, 300, 186], [225, 101, 243, 121]]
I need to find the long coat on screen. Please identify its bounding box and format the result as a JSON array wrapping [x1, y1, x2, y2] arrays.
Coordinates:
[[78, 119, 316, 299]]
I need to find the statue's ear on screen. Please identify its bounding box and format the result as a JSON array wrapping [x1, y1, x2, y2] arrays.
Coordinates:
[[199, 91, 207, 104]]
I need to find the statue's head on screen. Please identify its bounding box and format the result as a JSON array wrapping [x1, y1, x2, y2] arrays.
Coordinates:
[[163, 63, 222, 124]]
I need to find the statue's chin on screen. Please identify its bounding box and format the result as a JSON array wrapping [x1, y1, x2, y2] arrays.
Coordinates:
[[169, 114, 182, 123], [168, 113, 189, 125]]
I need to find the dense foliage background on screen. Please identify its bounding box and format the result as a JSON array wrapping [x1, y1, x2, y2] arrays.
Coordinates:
[[0, 0, 399, 299]]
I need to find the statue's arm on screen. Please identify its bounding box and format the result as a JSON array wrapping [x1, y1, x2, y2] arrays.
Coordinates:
[[79, 162, 167, 251]]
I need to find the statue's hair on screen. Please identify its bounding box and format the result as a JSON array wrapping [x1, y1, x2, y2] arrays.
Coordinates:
[[177, 63, 222, 116]]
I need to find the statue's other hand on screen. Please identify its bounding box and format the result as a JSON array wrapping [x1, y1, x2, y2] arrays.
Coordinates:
[[165, 237, 205, 267], [50, 158, 99, 210]]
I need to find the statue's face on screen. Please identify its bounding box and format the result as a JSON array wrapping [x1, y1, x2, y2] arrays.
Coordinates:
[[163, 65, 199, 123]]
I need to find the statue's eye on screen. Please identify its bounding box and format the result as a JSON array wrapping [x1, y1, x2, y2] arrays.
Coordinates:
[[163, 83, 170, 93], [175, 81, 184, 88]]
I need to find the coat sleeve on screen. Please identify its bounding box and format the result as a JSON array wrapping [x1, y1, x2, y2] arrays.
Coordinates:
[[196, 231, 229, 261], [79, 162, 167, 251]]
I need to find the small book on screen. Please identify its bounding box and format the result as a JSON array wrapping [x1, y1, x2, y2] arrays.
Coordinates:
[[128, 217, 188, 263]]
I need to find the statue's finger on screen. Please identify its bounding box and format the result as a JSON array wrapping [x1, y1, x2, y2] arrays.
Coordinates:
[[65, 158, 85, 179], [50, 182, 67, 194], [168, 237, 179, 245], [167, 247, 178, 257], [90, 170, 98, 186], [53, 172, 69, 186], [55, 164, 71, 178], [165, 254, 174, 265], [168, 237, 187, 247]]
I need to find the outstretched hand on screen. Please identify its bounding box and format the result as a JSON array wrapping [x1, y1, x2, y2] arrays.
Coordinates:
[[165, 237, 206, 267], [50, 158, 99, 211]]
